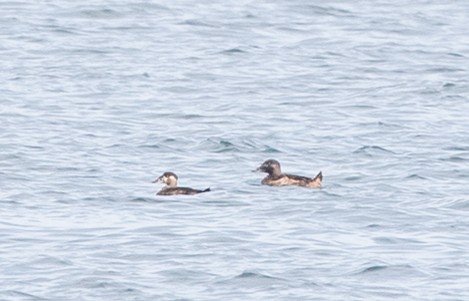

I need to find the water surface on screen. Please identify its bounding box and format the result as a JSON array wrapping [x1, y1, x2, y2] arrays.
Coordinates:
[[1, 1, 469, 300]]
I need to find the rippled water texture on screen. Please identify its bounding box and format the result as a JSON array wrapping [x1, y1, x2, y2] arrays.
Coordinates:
[[1, 1, 469, 300]]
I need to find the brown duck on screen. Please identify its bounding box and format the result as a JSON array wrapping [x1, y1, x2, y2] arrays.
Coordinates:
[[255, 159, 322, 188]]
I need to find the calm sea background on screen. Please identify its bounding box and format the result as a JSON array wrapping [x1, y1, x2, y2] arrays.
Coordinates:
[[1, 1, 469, 300]]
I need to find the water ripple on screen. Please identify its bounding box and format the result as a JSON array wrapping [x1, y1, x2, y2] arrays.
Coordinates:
[[1, 1, 469, 300]]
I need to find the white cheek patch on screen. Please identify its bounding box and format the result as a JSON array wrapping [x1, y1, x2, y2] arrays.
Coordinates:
[[169, 177, 177, 184]]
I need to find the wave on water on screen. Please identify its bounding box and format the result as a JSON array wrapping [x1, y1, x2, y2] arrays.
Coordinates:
[[216, 270, 289, 287], [354, 264, 428, 278], [353, 145, 396, 155], [220, 48, 247, 55], [195, 137, 281, 154], [0, 290, 46, 301]]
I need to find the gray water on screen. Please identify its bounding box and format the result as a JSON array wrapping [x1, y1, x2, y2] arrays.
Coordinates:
[[1, 1, 469, 300]]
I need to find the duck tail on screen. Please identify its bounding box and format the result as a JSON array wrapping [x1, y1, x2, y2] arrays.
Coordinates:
[[202, 187, 211, 193], [313, 171, 323, 183]]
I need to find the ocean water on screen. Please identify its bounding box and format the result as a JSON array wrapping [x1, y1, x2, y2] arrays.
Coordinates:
[[1, 1, 469, 300]]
